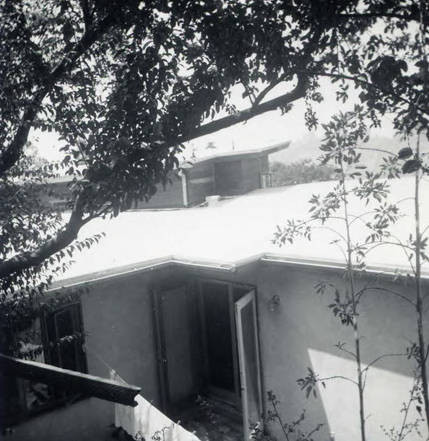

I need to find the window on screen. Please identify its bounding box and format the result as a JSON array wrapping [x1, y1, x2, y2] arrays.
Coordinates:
[[42, 303, 87, 373], [40, 303, 87, 402], [0, 303, 87, 426]]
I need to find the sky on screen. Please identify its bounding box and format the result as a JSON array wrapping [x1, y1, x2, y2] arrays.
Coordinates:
[[31, 76, 399, 163]]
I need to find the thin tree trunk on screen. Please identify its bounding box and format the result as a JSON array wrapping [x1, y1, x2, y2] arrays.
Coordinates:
[[339, 152, 366, 441], [414, 136, 429, 430], [416, 2, 429, 430]]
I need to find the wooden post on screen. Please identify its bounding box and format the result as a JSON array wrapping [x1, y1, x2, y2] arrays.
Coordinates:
[[0, 353, 140, 406]]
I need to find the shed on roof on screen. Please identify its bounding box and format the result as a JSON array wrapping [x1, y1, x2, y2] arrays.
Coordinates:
[[134, 141, 290, 209], [36, 142, 290, 211]]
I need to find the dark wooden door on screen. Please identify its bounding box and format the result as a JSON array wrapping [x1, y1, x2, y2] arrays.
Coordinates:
[[153, 284, 202, 411]]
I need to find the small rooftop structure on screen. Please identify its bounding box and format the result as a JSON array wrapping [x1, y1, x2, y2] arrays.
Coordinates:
[[37, 141, 290, 211], [181, 141, 290, 167], [134, 141, 290, 208]]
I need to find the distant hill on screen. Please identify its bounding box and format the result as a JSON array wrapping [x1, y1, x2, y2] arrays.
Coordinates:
[[271, 133, 429, 174], [270, 133, 322, 165]]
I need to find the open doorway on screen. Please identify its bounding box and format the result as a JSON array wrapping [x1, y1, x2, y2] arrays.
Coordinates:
[[152, 279, 263, 440]]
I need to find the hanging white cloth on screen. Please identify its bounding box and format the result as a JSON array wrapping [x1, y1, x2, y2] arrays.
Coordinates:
[[111, 370, 200, 441]]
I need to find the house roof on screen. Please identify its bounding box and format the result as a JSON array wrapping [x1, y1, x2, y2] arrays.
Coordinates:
[[180, 141, 290, 168], [52, 176, 429, 287]]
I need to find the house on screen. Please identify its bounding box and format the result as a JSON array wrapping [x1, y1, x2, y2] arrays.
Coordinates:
[[3, 176, 429, 441], [134, 141, 289, 209], [30, 175, 77, 211], [37, 142, 289, 211]]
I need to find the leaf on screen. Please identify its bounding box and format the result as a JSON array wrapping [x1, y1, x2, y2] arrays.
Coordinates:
[[402, 159, 421, 174], [397, 147, 413, 160]]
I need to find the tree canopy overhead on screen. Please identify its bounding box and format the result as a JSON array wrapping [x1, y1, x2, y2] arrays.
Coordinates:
[[1, 0, 428, 295]]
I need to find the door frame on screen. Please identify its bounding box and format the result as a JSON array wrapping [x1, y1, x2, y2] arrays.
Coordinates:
[[197, 279, 261, 410], [152, 283, 198, 413], [152, 288, 169, 412], [198, 279, 242, 405], [152, 277, 265, 430], [235, 290, 264, 440]]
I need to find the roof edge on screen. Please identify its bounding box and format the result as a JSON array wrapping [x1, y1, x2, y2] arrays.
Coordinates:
[[49, 250, 429, 292], [261, 252, 429, 279], [180, 141, 290, 168], [48, 254, 244, 291]]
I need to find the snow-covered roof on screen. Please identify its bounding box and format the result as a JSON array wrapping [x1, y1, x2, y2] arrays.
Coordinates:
[[53, 176, 429, 287], [180, 141, 290, 168]]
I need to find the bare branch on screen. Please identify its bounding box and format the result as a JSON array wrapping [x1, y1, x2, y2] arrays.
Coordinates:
[[397, 375, 420, 441], [319, 375, 358, 386], [362, 352, 405, 375], [355, 147, 397, 157], [336, 344, 357, 360], [357, 286, 415, 307], [349, 210, 378, 226], [313, 225, 348, 244]]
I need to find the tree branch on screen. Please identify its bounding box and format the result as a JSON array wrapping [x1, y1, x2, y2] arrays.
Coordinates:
[[168, 74, 308, 146], [355, 146, 397, 157], [362, 352, 406, 390], [336, 343, 357, 360], [0, 12, 118, 176], [319, 375, 358, 386], [79, 0, 93, 31], [304, 70, 429, 117], [357, 286, 416, 307], [253, 74, 287, 107], [362, 352, 405, 375], [0, 191, 94, 279], [337, 12, 423, 22], [0, 75, 309, 280]]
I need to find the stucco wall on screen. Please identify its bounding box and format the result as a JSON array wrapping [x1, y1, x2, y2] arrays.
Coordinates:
[[8, 266, 185, 441], [240, 157, 262, 193], [9, 261, 429, 441], [256, 263, 429, 441], [133, 173, 184, 209], [187, 162, 215, 206], [214, 160, 243, 195]]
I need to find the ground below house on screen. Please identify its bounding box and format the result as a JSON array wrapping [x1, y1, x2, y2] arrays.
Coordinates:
[[176, 397, 242, 441]]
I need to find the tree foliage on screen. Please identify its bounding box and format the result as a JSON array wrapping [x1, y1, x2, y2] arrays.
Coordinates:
[[1, 1, 429, 438], [0, 0, 336, 288], [274, 106, 429, 441], [270, 159, 335, 187], [2, 0, 428, 283], [1, 0, 429, 350]]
